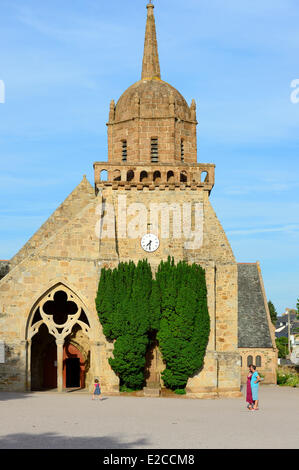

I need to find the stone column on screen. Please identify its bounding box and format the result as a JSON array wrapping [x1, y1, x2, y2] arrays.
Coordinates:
[[90, 340, 101, 391], [56, 339, 64, 392], [26, 339, 32, 392]]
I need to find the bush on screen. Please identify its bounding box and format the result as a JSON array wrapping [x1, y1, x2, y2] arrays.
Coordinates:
[[174, 388, 186, 395], [96, 257, 210, 392], [119, 385, 136, 393], [277, 367, 299, 387], [96, 260, 153, 390], [156, 258, 210, 391], [277, 371, 288, 385]]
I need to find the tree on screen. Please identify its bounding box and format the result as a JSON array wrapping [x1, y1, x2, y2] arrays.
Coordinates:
[[268, 300, 278, 326], [275, 337, 289, 359], [96, 260, 153, 390], [296, 298, 299, 318], [96, 257, 210, 393], [156, 258, 210, 391]]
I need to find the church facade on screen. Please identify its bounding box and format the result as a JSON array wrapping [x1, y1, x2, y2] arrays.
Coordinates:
[[0, 4, 277, 396]]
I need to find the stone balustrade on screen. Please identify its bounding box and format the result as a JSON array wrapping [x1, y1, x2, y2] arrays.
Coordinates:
[[93, 162, 215, 192]]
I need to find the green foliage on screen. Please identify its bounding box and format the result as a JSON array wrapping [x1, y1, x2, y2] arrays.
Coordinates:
[[96, 257, 210, 392], [96, 260, 153, 390], [268, 300, 277, 325], [277, 367, 299, 387], [275, 337, 289, 359], [119, 385, 136, 393], [174, 388, 186, 395], [156, 257, 210, 390], [109, 335, 149, 389]]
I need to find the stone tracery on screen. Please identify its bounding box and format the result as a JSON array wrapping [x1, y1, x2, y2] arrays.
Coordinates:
[[27, 285, 91, 391]]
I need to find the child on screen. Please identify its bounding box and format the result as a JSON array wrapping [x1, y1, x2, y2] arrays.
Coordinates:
[[92, 378, 102, 400]]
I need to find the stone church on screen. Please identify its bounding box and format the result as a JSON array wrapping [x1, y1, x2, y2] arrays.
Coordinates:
[[0, 3, 277, 396]]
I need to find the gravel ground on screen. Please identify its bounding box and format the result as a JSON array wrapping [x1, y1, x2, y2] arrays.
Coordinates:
[[0, 385, 298, 449]]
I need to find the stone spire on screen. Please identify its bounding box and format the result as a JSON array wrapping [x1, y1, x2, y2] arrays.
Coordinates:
[[141, 3, 161, 80]]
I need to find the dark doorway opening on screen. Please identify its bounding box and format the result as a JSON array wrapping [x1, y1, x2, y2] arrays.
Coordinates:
[[31, 323, 57, 391], [65, 358, 80, 388]]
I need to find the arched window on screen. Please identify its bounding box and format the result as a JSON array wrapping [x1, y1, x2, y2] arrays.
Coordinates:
[[122, 140, 127, 161], [247, 355, 253, 367], [100, 170, 108, 181], [153, 170, 161, 183], [151, 138, 158, 162], [127, 170, 134, 182], [181, 139, 184, 162], [167, 171, 174, 183], [180, 171, 187, 183], [113, 170, 121, 181], [140, 171, 148, 183], [240, 356, 242, 367], [201, 171, 208, 183], [256, 355, 262, 367]]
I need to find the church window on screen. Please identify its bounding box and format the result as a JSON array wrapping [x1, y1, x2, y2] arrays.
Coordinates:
[[113, 169, 121, 181], [167, 170, 174, 183], [151, 138, 159, 162], [140, 171, 148, 182], [180, 171, 187, 183], [256, 355, 262, 367], [201, 171, 208, 183], [127, 170, 134, 182], [181, 139, 184, 162], [153, 170, 161, 183], [247, 355, 253, 367], [100, 170, 108, 181], [122, 140, 127, 161]]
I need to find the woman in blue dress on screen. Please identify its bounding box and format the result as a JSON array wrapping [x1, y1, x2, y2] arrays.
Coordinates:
[[250, 365, 261, 410]]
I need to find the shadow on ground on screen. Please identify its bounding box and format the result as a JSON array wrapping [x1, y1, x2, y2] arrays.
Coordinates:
[[0, 390, 95, 401], [0, 392, 34, 402], [0, 432, 149, 449]]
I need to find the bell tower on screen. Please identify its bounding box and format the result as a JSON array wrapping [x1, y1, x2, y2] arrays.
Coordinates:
[[94, 3, 215, 191]]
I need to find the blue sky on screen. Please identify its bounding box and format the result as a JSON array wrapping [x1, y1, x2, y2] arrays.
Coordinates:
[[0, 0, 298, 313]]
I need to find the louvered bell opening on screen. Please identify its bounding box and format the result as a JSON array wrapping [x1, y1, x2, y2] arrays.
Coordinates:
[[151, 138, 158, 163], [181, 140, 184, 162], [122, 140, 127, 161]]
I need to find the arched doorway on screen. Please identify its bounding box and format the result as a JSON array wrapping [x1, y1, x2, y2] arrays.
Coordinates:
[[27, 284, 92, 392], [63, 341, 85, 389]]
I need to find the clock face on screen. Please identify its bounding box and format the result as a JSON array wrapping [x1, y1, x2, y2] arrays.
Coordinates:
[[141, 233, 160, 253]]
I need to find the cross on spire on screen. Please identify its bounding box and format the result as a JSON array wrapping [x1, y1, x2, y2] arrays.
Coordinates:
[[142, 2, 161, 80]]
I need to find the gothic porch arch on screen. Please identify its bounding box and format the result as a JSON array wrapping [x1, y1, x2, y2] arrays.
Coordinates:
[[25, 282, 98, 392]]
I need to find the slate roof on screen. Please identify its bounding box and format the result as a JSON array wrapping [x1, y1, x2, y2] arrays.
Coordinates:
[[238, 263, 273, 348], [275, 325, 289, 339], [275, 323, 299, 339], [276, 313, 298, 326], [0, 260, 10, 280]]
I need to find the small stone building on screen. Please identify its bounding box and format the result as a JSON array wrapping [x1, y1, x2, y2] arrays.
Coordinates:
[[238, 263, 277, 383], [0, 3, 277, 396]]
